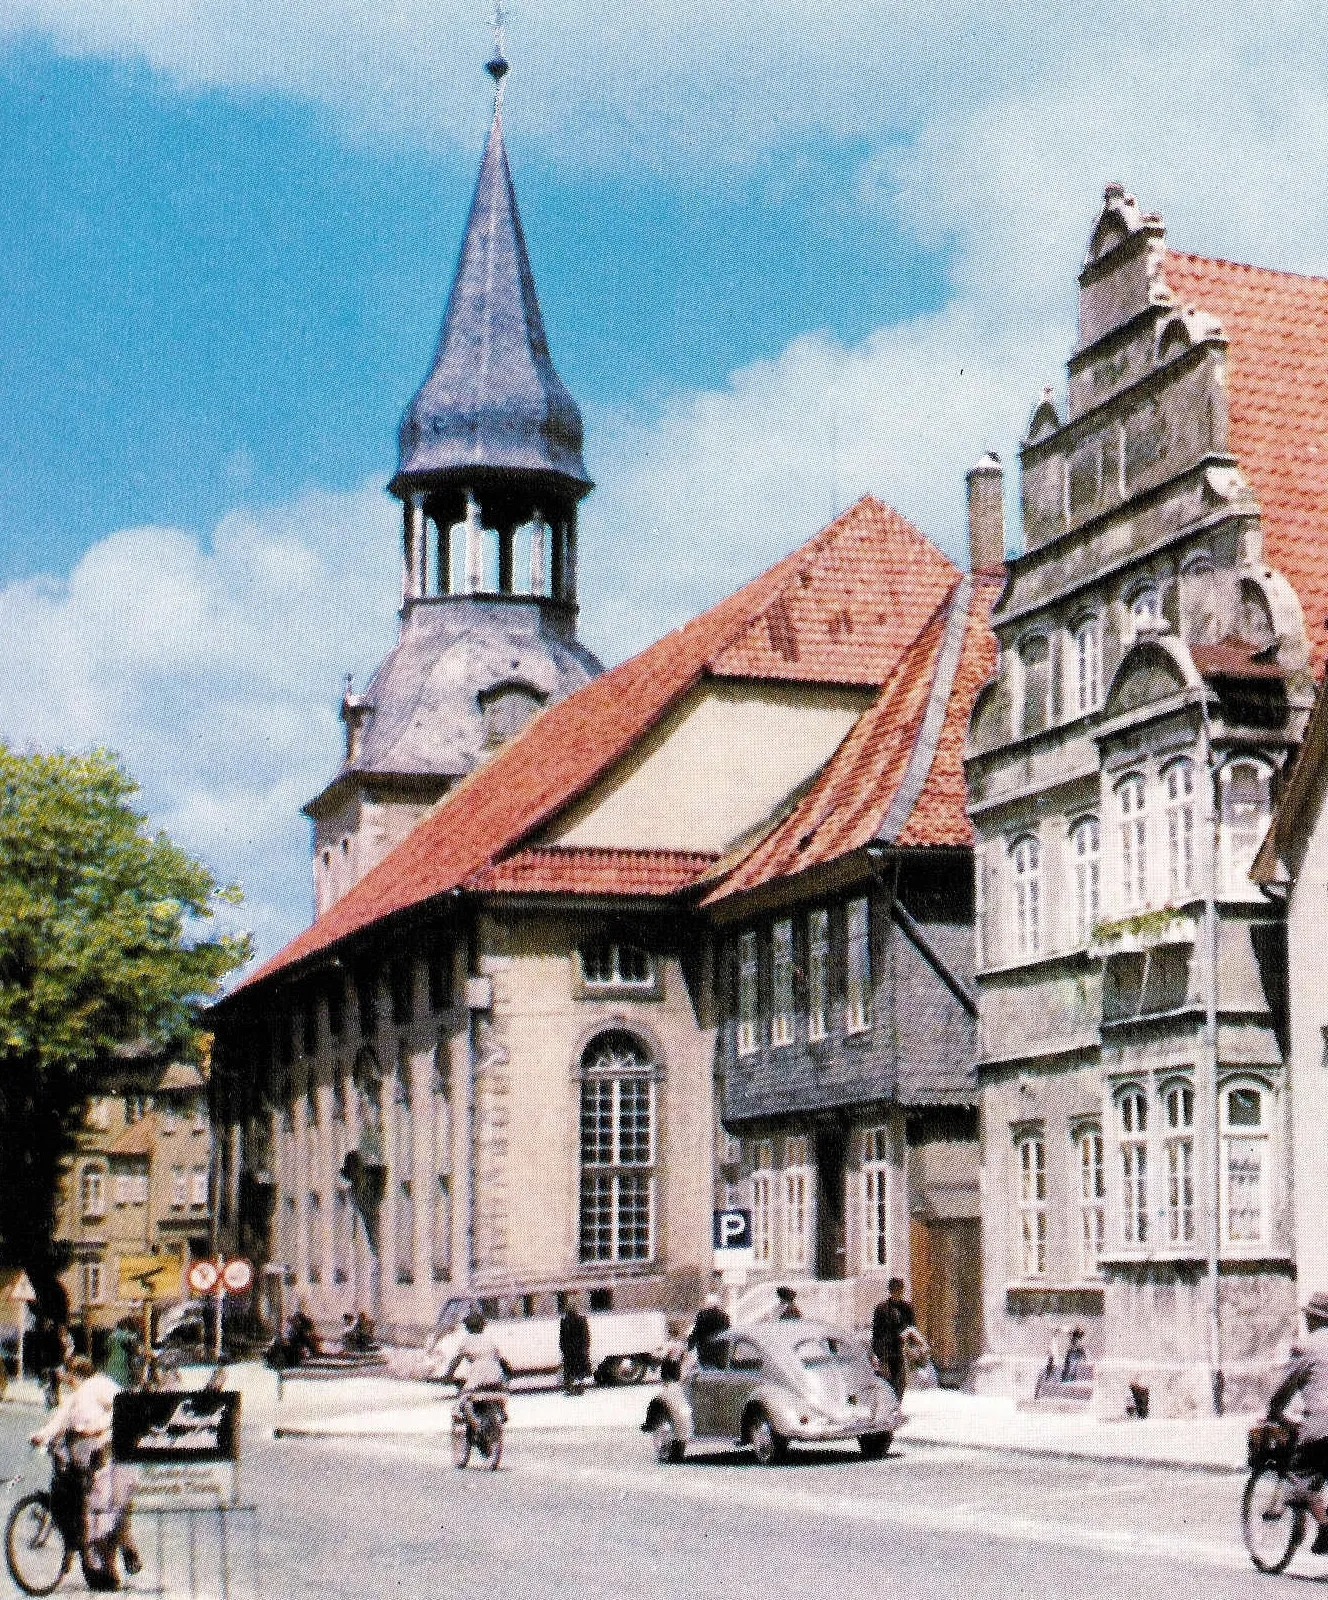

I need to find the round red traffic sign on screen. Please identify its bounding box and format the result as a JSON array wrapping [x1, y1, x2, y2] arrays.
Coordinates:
[[187, 1259, 219, 1295], [221, 1258, 253, 1293]]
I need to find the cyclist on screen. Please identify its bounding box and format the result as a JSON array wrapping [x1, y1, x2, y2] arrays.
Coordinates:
[[30, 1353, 140, 1590], [443, 1311, 513, 1433], [1268, 1290, 1328, 1555]]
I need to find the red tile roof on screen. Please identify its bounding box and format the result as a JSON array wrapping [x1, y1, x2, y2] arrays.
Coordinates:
[[464, 847, 718, 897], [1165, 251, 1328, 677], [703, 570, 1001, 904], [231, 497, 959, 993], [1190, 638, 1285, 681]]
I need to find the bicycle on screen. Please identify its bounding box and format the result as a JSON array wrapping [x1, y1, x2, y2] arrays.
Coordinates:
[[450, 1390, 505, 1471], [3, 1462, 76, 1596], [1243, 1417, 1311, 1574]]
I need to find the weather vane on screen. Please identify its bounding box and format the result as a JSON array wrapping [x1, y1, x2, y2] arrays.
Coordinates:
[[486, 3, 510, 100]]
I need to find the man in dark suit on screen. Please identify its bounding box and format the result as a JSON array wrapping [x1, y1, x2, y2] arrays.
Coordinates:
[[871, 1277, 916, 1397], [559, 1295, 592, 1394]]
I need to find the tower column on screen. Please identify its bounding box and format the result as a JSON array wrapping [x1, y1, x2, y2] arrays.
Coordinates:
[[564, 520, 578, 607], [403, 493, 427, 602], [464, 492, 485, 593], [551, 521, 566, 602], [528, 516, 546, 596], [436, 516, 452, 596]]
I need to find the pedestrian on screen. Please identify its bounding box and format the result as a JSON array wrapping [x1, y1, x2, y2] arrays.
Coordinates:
[[686, 1292, 730, 1351], [775, 1285, 802, 1320], [1060, 1327, 1088, 1383], [104, 1318, 142, 1389], [871, 1276, 916, 1397], [559, 1294, 591, 1395]]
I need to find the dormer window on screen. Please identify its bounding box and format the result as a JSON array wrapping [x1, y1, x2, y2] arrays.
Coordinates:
[[579, 939, 654, 992]]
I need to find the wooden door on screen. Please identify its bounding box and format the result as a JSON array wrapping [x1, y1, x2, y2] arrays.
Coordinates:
[[910, 1216, 982, 1381]]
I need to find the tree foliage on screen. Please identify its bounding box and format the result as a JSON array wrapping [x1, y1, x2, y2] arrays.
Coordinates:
[[0, 743, 250, 1296]]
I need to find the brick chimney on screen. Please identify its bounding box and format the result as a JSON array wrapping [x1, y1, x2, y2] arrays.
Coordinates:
[[966, 452, 1005, 570]]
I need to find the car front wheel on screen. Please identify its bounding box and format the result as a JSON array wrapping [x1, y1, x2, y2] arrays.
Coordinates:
[[859, 1432, 892, 1460], [653, 1414, 684, 1464], [748, 1410, 788, 1466]]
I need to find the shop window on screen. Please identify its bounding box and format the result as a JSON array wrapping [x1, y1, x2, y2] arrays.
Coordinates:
[[782, 1136, 812, 1270], [862, 1126, 891, 1271]]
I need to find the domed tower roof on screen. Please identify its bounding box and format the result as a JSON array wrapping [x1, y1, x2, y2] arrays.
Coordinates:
[[392, 59, 591, 505]]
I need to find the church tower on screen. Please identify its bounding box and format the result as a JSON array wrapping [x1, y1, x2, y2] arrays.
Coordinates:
[[306, 45, 602, 916]]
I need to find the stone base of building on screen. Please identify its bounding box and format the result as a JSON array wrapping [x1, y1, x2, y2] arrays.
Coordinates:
[[967, 1349, 1286, 1418]]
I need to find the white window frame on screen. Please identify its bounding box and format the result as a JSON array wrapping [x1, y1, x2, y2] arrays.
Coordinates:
[[1164, 758, 1196, 903], [81, 1166, 106, 1219], [1071, 615, 1101, 715], [1117, 773, 1149, 911], [1118, 1087, 1149, 1247], [782, 1136, 812, 1270], [845, 897, 873, 1033], [737, 931, 760, 1057], [771, 919, 795, 1048], [1017, 1134, 1047, 1277], [1221, 1080, 1270, 1249], [1071, 816, 1100, 945], [190, 1166, 209, 1210], [1163, 1080, 1195, 1247], [578, 1037, 657, 1266], [1219, 760, 1272, 898], [1077, 1125, 1105, 1278], [862, 1125, 892, 1271], [807, 910, 830, 1041], [171, 1165, 186, 1210], [751, 1139, 775, 1266], [1011, 834, 1042, 957], [579, 939, 654, 991]]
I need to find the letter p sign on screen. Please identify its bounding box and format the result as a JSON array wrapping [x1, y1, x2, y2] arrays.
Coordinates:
[[713, 1209, 752, 1252]]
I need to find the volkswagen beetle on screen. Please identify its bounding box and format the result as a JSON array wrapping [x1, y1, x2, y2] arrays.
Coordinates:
[[642, 1320, 901, 1465]]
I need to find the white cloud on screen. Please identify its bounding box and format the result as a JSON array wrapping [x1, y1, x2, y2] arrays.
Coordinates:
[[0, 481, 400, 966]]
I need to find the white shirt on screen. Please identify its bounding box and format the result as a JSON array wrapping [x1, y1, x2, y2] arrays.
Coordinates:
[[32, 1372, 122, 1446]]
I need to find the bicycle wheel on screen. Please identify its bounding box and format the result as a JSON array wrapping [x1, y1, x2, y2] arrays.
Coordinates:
[[479, 1409, 503, 1472], [5, 1492, 71, 1596], [451, 1414, 471, 1469], [1243, 1467, 1306, 1574]]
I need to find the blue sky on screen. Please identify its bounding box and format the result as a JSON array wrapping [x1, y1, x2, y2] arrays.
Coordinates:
[[2, 2, 1327, 965]]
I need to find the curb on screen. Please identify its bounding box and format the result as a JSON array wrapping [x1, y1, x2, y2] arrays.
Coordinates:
[[900, 1426, 1244, 1476]]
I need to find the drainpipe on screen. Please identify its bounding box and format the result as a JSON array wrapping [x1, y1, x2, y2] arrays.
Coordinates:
[[457, 897, 477, 1292], [1199, 692, 1224, 1414]]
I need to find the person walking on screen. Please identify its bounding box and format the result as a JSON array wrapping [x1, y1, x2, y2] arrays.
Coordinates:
[[559, 1295, 591, 1395], [871, 1277, 917, 1397]]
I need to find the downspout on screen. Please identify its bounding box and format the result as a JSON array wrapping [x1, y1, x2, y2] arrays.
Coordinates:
[[1200, 691, 1223, 1414], [459, 898, 477, 1291]]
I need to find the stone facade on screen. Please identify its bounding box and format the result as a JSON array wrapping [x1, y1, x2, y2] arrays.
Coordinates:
[[965, 186, 1314, 1415]]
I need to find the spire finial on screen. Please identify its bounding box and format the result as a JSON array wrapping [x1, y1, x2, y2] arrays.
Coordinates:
[[485, 4, 509, 103]]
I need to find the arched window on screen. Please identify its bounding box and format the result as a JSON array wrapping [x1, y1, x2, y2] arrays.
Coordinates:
[[1117, 774, 1149, 910], [1070, 817, 1100, 944], [1071, 616, 1101, 715], [1163, 759, 1196, 902], [1220, 760, 1272, 895], [1077, 1126, 1105, 1277], [1011, 835, 1042, 957], [579, 1033, 656, 1265], [1018, 634, 1051, 735], [1017, 1134, 1047, 1277], [1127, 583, 1160, 643], [1221, 1082, 1269, 1247], [1163, 1081, 1194, 1246], [1118, 1088, 1148, 1246]]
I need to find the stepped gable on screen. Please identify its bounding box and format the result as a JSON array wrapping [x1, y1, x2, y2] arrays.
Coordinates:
[[704, 568, 1001, 904], [1166, 251, 1328, 677], [231, 496, 958, 993]]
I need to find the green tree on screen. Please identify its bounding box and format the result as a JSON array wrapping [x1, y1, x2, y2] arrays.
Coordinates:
[[0, 743, 249, 1302]]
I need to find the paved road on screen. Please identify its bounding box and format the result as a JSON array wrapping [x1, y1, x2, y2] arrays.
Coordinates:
[[0, 1408, 1298, 1598]]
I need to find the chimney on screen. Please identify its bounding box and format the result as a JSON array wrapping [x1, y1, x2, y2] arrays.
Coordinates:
[[966, 452, 1005, 570]]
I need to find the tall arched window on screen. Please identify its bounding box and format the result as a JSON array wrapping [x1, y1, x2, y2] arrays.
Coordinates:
[[1164, 759, 1196, 902], [579, 1033, 656, 1265], [1222, 1082, 1269, 1247], [1070, 817, 1100, 943], [1017, 1134, 1047, 1277], [1071, 616, 1101, 715], [1077, 1126, 1105, 1277], [1011, 835, 1042, 957], [1220, 761, 1272, 895], [1118, 1087, 1148, 1246], [1163, 1081, 1194, 1246], [1117, 774, 1149, 910]]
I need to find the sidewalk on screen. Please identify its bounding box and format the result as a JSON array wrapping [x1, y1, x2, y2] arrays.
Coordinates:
[[260, 1366, 1253, 1473]]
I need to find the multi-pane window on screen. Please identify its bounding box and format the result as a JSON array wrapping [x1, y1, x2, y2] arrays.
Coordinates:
[[783, 1136, 812, 1270], [580, 940, 653, 990], [1018, 1135, 1047, 1276], [807, 910, 830, 1041], [1118, 1088, 1148, 1246], [83, 1262, 105, 1307], [1078, 1127, 1105, 1277], [862, 1125, 891, 1270], [81, 1167, 106, 1218], [306, 1191, 324, 1284], [1221, 761, 1271, 895], [846, 897, 873, 1033], [1222, 1084, 1268, 1246], [579, 1036, 655, 1264], [1164, 1082, 1195, 1246], [771, 920, 795, 1047], [1165, 760, 1196, 902], [751, 1139, 774, 1265], [737, 932, 759, 1057], [1011, 835, 1042, 957], [1071, 817, 1100, 944], [1072, 616, 1101, 715], [1118, 775, 1149, 910], [190, 1167, 208, 1209]]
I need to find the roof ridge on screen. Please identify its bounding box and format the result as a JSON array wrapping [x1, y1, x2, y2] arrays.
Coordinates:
[[1167, 248, 1328, 289]]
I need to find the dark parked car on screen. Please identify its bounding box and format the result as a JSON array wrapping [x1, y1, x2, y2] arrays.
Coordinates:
[[643, 1320, 901, 1465]]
